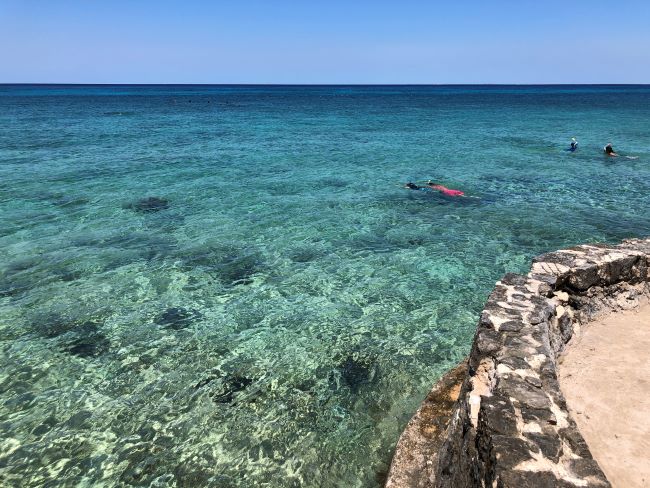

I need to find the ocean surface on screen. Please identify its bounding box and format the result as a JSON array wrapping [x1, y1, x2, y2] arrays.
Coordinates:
[[1, 85, 649, 487]]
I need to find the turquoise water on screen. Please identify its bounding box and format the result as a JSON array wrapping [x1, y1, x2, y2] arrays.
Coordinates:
[[1, 85, 650, 487]]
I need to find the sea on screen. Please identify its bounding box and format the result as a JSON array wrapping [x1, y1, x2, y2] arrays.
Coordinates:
[[1, 85, 649, 487]]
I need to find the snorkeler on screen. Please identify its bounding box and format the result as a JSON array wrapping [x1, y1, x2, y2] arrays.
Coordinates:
[[569, 137, 578, 152], [603, 143, 639, 159], [404, 181, 467, 197], [404, 182, 424, 190], [426, 180, 465, 197]]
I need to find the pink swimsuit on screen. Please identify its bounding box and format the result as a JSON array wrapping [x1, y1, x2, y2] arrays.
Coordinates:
[[430, 185, 464, 197]]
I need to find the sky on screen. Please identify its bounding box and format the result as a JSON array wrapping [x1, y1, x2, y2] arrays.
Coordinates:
[[1, 0, 649, 84]]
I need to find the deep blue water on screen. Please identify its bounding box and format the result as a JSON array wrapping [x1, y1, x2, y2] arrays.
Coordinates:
[[1, 85, 649, 487]]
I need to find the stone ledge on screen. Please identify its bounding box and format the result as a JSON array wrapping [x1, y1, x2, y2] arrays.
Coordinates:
[[386, 238, 650, 488]]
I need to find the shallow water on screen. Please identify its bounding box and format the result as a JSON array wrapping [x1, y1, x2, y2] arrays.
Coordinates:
[[1, 85, 649, 487]]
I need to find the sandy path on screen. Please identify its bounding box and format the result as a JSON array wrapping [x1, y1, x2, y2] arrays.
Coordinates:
[[558, 304, 650, 488]]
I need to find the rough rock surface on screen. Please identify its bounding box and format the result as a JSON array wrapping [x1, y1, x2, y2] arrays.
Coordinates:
[[386, 238, 650, 488], [386, 363, 467, 488]]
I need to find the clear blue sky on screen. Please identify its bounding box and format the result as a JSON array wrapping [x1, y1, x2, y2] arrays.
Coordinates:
[[1, 0, 649, 84]]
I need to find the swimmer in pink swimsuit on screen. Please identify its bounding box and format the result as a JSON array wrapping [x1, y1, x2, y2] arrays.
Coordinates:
[[426, 180, 464, 197]]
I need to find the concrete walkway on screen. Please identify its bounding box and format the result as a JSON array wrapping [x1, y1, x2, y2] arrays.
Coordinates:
[[558, 304, 650, 488]]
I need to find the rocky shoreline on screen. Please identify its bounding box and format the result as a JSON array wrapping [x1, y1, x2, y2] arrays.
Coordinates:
[[386, 238, 650, 488]]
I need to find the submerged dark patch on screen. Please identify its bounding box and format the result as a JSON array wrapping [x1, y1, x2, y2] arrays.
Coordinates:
[[218, 254, 261, 285], [155, 307, 200, 330], [289, 247, 323, 263], [345, 233, 399, 254], [338, 353, 378, 394], [211, 375, 253, 404], [75, 231, 179, 265], [181, 246, 264, 286], [50, 195, 90, 208], [407, 237, 426, 246], [1, 255, 88, 297], [65, 410, 93, 428], [117, 442, 162, 486], [127, 197, 170, 213], [49, 319, 111, 358], [0, 283, 30, 298], [3, 256, 41, 275], [194, 375, 218, 390], [173, 463, 214, 488], [31, 416, 58, 437], [66, 333, 110, 358], [58, 270, 84, 282], [319, 177, 349, 188], [35, 316, 103, 339]]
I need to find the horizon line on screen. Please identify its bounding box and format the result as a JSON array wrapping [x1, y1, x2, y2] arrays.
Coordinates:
[[2, 83, 650, 87]]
